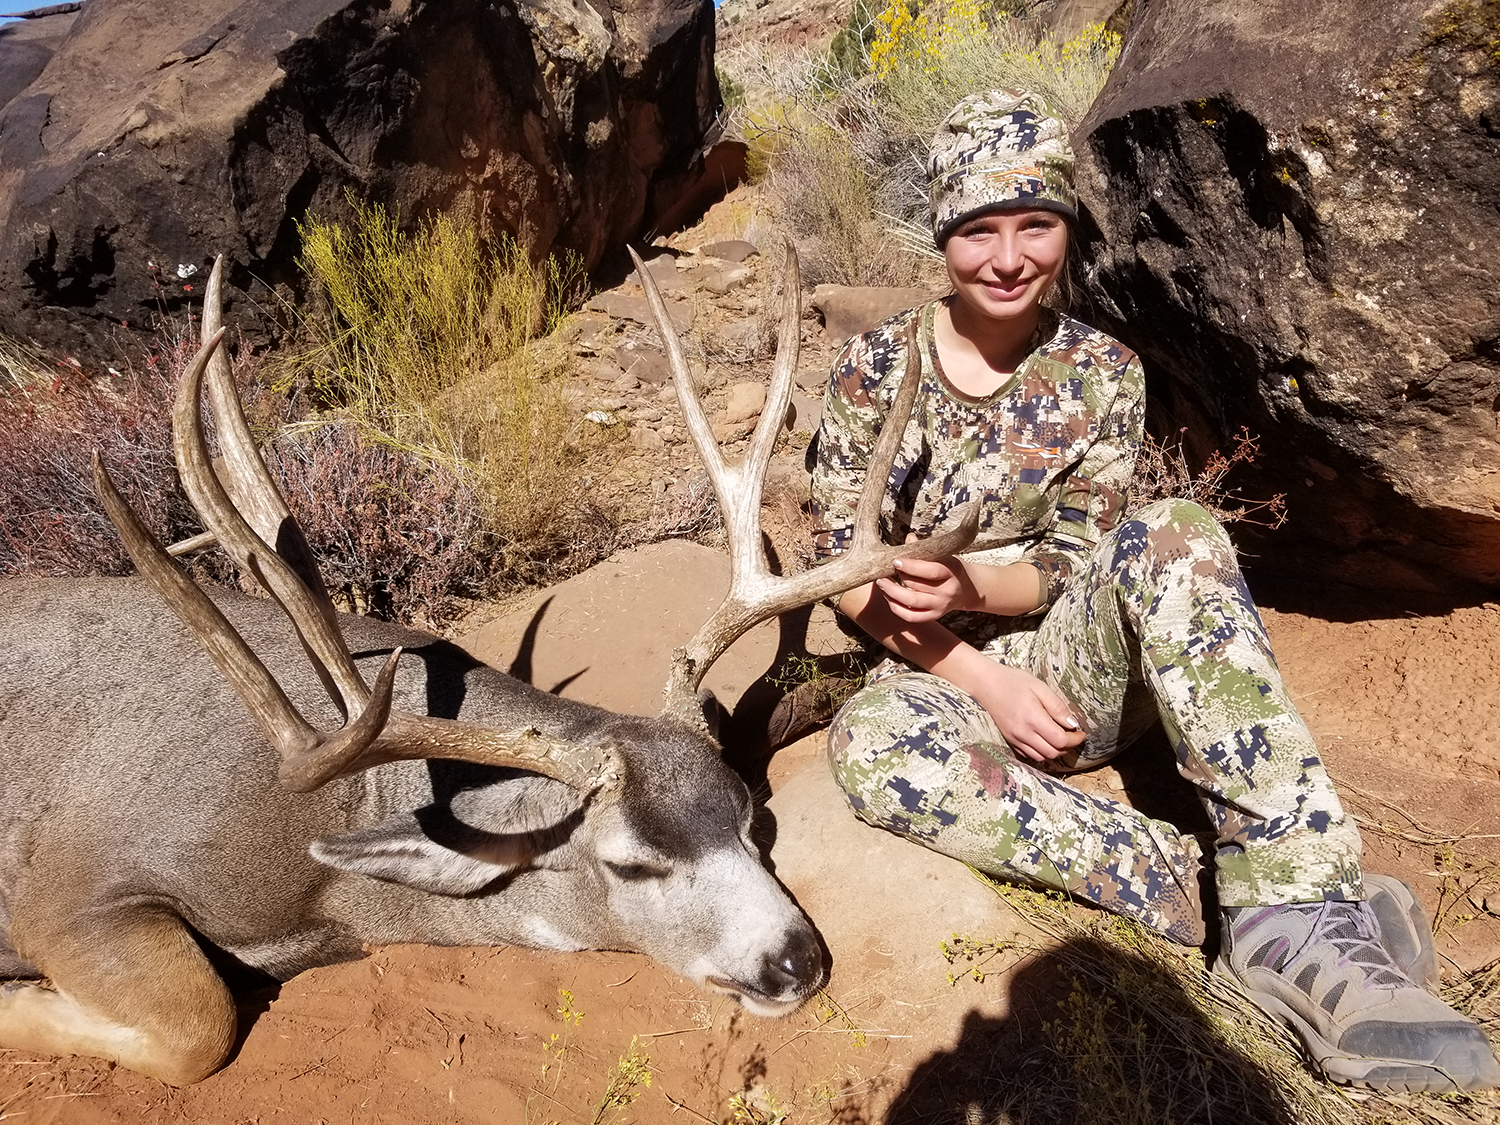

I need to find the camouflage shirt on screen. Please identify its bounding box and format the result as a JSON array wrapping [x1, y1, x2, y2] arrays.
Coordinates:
[[810, 300, 1145, 613]]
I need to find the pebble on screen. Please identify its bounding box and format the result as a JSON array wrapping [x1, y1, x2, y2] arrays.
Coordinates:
[[724, 381, 767, 423], [613, 342, 672, 385], [699, 239, 760, 263], [630, 426, 665, 452], [702, 263, 753, 296]]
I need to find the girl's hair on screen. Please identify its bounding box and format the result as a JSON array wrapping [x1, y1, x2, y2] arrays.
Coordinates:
[[1046, 226, 1078, 316]]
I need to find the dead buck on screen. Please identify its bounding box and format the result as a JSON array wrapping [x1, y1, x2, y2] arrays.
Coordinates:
[[0, 251, 977, 1084]]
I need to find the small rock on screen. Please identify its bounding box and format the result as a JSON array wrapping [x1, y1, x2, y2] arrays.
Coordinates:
[[629, 425, 665, 452], [790, 391, 823, 434], [612, 342, 672, 385], [586, 292, 694, 332], [636, 254, 684, 290], [724, 381, 767, 424], [710, 318, 764, 357], [631, 406, 665, 423], [712, 418, 755, 443], [562, 311, 615, 354], [584, 409, 618, 425], [810, 284, 939, 345], [702, 263, 753, 296], [795, 367, 826, 393], [699, 239, 760, 263], [585, 359, 623, 385], [610, 372, 640, 394], [596, 397, 628, 412]]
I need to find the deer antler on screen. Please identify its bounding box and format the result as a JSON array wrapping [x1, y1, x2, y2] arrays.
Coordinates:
[[630, 245, 980, 726], [95, 272, 622, 798]]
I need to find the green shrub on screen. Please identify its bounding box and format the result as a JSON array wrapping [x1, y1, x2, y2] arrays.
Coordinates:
[[823, 0, 880, 84], [285, 197, 590, 553], [716, 64, 748, 111]]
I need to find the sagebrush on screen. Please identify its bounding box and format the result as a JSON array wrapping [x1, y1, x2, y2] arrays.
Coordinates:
[[285, 197, 593, 554], [0, 323, 515, 628]]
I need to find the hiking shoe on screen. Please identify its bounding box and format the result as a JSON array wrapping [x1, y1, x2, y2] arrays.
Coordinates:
[[1364, 873, 1440, 992], [1217, 899, 1500, 1091]]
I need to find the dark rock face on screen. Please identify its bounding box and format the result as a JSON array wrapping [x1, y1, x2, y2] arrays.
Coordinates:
[[1078, 0, 1500, 596], [0, 0, 718, 356]]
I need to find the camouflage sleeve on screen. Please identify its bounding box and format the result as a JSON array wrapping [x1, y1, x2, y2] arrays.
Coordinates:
[[1021, 355, 1145, 606], [810, 331, 887, 560]]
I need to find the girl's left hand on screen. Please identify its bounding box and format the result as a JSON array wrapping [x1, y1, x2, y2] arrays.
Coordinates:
[[874, 556, 976, 623]]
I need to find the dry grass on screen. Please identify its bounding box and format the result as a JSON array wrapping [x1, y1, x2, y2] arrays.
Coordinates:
[[767, 118, 927, 287], [1127, 425, 1289, 529], [950, 878, 1500, 1125]]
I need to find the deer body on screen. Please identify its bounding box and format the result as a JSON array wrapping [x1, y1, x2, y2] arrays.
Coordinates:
[[0, 250, 975, 1085], [0, 576, 818, 1082]]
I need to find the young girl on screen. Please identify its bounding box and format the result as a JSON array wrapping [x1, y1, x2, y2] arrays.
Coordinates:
[[811, 88, 1497, 1093]]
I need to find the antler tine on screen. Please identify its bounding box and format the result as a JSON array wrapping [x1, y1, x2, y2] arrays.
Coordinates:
[[739, 241, 801, 507], [630, 242, 799, 592], [101, 330, 623, 798], [93, 449, 320, 760], [200, 256, 338, 628], [96, 440, 617, 796], [199, 257, 349, 716], [635, 244, 981, 726], [628, 247, 732, 512], [173, 328, 372, 715]]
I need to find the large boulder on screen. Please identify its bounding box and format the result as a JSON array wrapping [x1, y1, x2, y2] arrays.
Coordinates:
[[0, 0, 719, 357], [1078, 0, 1500, 596]]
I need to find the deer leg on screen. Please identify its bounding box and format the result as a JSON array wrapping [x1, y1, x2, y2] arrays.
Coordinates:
[[1, 903, 236, 1085]]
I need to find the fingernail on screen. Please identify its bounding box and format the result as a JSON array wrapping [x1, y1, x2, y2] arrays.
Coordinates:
[[1061, 716, 1080, 731], [892, 559, 904, 569]]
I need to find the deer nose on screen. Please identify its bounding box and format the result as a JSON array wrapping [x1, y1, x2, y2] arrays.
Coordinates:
[[760, 925, 824, 994]]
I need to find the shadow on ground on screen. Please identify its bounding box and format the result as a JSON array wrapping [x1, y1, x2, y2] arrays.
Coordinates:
[[885, 933, 1298, 1125]]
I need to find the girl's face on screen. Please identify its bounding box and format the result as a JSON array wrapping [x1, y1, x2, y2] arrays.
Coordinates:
[[943, 209, 1069, 325]]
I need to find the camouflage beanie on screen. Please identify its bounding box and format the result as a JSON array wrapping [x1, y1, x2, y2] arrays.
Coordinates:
[[927, 89, 1077, 247]]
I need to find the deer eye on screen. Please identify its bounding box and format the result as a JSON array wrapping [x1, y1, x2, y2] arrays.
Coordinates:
[[605, 861, 667, 882]]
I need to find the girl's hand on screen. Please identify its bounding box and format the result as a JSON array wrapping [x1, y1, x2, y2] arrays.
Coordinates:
[[874, 556, 976, 622], [966, 662, 1086, 764]]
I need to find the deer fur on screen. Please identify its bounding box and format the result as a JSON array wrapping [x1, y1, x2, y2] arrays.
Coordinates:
[[0, 577, 823, 1083]]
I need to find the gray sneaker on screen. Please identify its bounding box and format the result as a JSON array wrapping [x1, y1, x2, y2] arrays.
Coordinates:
[[1217, 898, 1500, 1091], [1364, 873, 1440, 992]]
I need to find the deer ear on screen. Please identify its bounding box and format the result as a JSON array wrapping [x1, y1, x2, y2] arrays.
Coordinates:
[[309, 807, 538, 896]]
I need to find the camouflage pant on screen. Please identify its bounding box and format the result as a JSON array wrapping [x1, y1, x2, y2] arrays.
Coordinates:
[[827, 499, 1363, 945]]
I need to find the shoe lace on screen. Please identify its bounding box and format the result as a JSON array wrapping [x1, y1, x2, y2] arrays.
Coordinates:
[[1308, 900, 1410, 989]]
